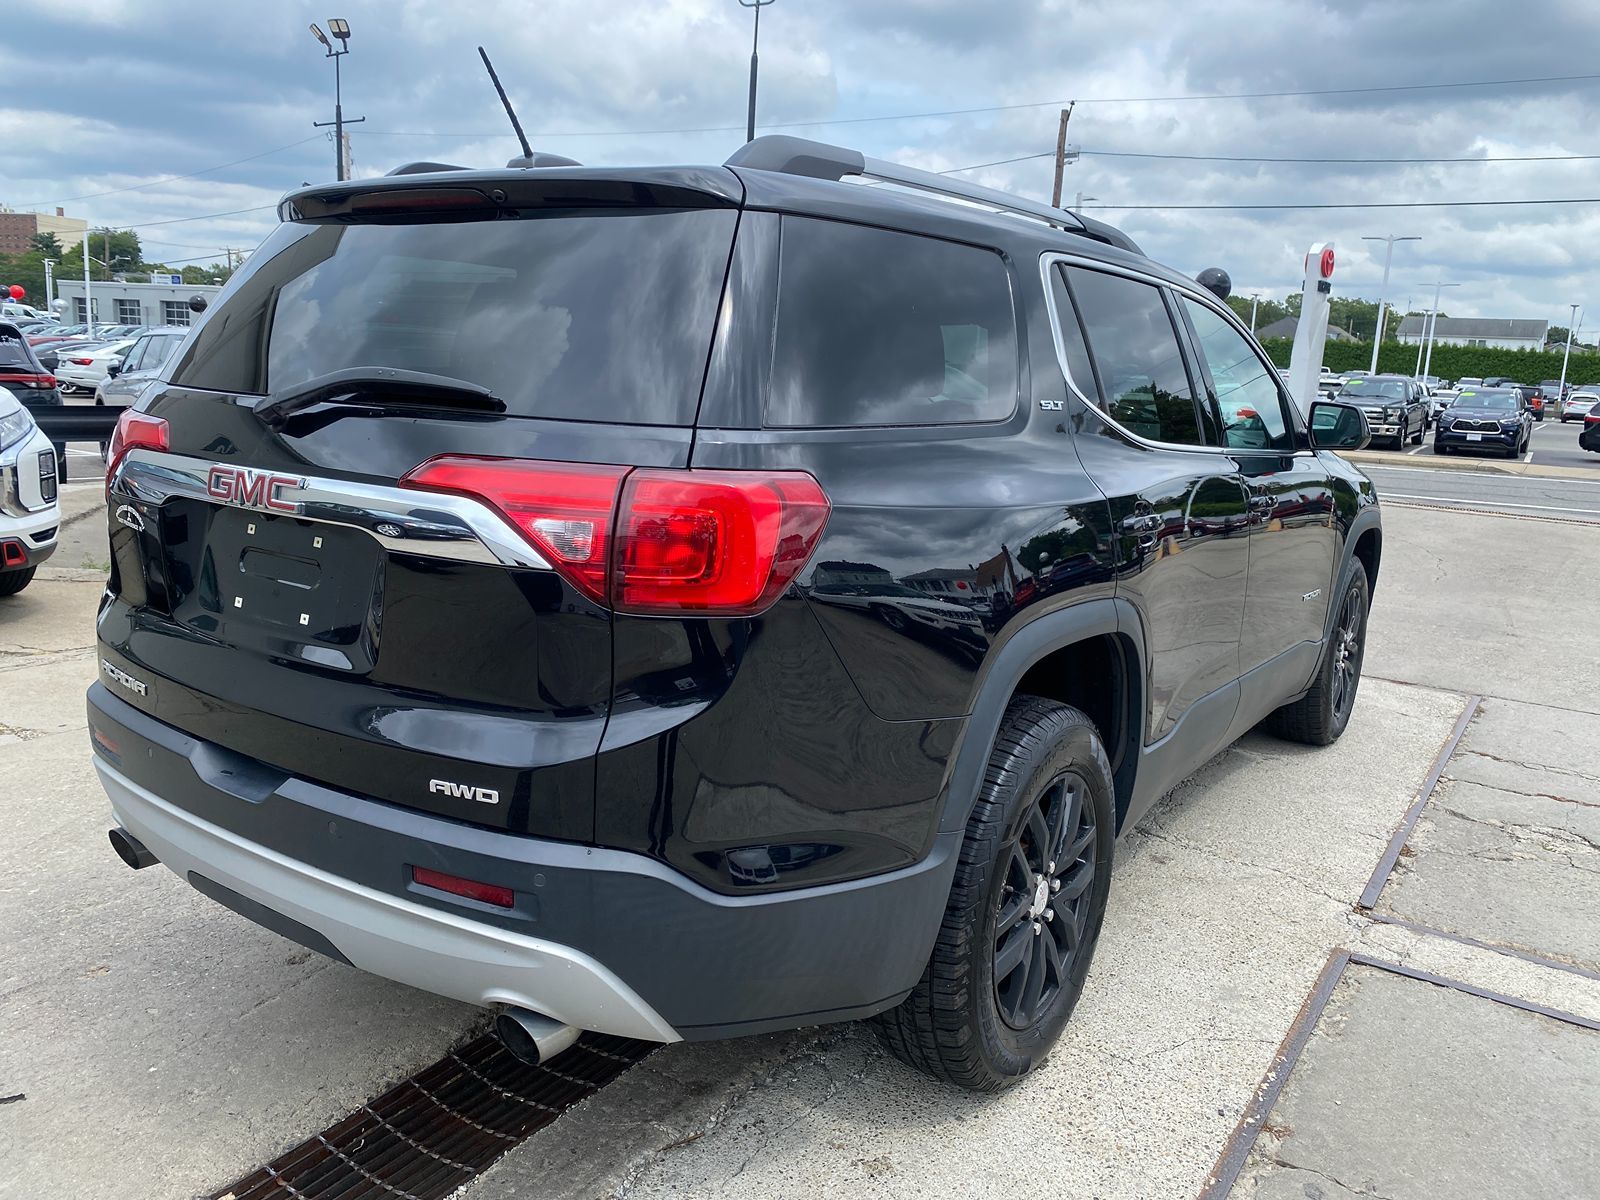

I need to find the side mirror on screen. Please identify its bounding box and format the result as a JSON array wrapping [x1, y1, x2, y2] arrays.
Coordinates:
[[1309, 400, 1371, 451], [106, 360, 122, 378]]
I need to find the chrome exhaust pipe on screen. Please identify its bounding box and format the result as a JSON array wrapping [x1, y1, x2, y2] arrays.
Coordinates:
[[108, 826, 158, 870], [494, 1007, 580, 1066]]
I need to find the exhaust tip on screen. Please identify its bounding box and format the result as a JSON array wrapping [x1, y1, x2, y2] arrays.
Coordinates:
[[494, 1008, 580, 1066], [108, 827, 158, 870]]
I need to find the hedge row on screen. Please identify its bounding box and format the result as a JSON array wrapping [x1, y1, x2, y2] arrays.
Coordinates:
[[1255, 337, 1600, 386]]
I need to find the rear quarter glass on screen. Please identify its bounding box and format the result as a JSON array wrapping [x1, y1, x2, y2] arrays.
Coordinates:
[[763, 216, 1018, 428], [168, 208, 738, 426]]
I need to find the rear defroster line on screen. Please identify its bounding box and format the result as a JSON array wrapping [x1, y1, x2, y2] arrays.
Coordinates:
[[210, 1032, 654, 1200]]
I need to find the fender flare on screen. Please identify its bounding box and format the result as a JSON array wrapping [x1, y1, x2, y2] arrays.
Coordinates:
[[937, 597, 1145, 835], [1325, 508, 1382, 644]]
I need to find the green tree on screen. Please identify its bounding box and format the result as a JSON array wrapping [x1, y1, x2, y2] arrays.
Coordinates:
[[28, 232, 62, 257], [59, 228, 146, 279], [0, 252, 48, 308], [1548, 326, 1571, 345]]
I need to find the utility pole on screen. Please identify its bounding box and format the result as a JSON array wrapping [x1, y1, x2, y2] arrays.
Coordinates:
[[1074, 192, 1099, 212], [1249, 293, 1260, 334], [739, 0, 775, 144], [1419, 281, 1459, 385], [81, 229, 92, 325], [1361, 233, 1420, 374], [1050, 103, 1077, 209], [1559, 302, 1581, 399]]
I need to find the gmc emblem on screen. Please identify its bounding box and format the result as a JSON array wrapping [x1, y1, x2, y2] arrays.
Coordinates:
[[206, 465, 305, 512]]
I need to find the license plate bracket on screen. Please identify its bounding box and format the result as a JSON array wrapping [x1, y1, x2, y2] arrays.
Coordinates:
[[1466, 433, 1483, 442]]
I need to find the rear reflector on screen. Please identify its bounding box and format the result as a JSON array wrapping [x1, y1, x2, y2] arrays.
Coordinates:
[[105, 411, 170, 498], [1, 539, 26, 567], [401, 456, 830, 616], [411, 865, 515, 908]]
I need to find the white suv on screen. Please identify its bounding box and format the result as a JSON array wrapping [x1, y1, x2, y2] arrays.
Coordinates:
[[0, 385, 60, 595]]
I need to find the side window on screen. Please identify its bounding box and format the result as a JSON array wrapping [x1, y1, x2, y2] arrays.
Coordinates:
[[1048, 265, 1099, 402], [1065, 266, 1204, 446], [1180, 297, 1294, 452], [120, 337, 151, 373], [150, 334, 182, 369], [766, 216, 1018, 428]]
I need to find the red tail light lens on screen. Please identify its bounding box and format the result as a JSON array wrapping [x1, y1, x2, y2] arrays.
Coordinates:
[[401, 456, 830, 616], [401, 456, 629, 605], [614, 470, 830, 615], [105, 411, 169, 497]]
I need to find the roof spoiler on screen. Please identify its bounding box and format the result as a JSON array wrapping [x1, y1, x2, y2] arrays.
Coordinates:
[[726, 134, 1142, 255]]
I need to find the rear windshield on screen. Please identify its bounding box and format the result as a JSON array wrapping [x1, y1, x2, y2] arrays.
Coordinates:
[[0, 335, 35, 368], [170, 209, 738, 425]]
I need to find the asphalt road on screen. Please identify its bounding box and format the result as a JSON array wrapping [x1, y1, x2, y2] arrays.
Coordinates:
[[1389, 410, 1599, 470], [1363, 461, 1600, 524]]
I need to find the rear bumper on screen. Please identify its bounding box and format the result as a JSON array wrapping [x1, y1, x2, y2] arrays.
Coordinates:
[[88, 683, 956, 1041]]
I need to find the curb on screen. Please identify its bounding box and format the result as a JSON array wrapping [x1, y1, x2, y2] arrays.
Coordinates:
[[1337, 450, 1598, 480]]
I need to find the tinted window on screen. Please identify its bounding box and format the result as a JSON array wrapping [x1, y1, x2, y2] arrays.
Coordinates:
[[1181, 297, 1293, 451], [171, 209, 738, 425], [0, 335, 34, 368], [765, 217, 1017, 427], [1066, 267, 1202, 445], [1049, 265, 1098, 401]]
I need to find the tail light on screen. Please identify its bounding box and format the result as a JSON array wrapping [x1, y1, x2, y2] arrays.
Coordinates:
[[105, 411, 169, 497], [69, 357, 95, 366], [402, 456, 831, 617], [0, 373, 54, 390]]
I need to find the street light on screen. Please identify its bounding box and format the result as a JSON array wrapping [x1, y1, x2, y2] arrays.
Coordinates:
[[1361, 234, 1420, 373], [1559, 302, 1581, 400], [739, 0, 775, 144], [310, 18, 364, 181], [1418, 281, 1460, 386], [1248, 292, 1261, 334]]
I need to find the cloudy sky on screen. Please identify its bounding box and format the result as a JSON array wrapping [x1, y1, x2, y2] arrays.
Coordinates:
[[5, 0, 1598, 325]]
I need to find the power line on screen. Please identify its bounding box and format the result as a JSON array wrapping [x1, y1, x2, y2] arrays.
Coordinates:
[[1084, 197, 1600, 211], [941, 148, 1600, 174], [361, 70, 1600, 142], [121, 206, 275, 230], [9, 136, 322, 210]]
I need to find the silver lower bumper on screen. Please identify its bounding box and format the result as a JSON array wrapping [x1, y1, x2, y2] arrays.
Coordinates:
[[96, 759, 680, 1043]]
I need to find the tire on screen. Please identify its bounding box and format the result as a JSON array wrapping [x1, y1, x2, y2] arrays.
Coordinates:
[[1433, 442, 1448, 455], [1266, 561, 1370, 746], [1409, 419, 1423, 446], [873, 696, 1115, 1092], [0, 568, 37, 597]]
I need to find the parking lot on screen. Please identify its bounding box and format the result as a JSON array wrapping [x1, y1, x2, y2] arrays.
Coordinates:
[[0, 446, 1595, 1200]]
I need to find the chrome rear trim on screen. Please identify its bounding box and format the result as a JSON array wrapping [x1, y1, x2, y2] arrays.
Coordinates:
[[114, 448, 551, 569]]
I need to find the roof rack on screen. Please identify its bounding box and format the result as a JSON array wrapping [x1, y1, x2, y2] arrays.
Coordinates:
[[726, 135, 1141, 254]]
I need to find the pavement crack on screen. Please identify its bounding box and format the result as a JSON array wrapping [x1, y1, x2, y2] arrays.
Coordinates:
[[1456, 750, 1600, 788], [1261, 1153, 1401, 1199], [1138, 825, 1355, 906]]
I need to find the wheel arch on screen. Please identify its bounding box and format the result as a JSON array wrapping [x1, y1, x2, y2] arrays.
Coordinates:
[[939, 599, 1145, 838]]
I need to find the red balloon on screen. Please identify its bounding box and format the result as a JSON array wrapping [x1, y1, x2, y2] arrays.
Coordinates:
[[7, 285, 23, 299]]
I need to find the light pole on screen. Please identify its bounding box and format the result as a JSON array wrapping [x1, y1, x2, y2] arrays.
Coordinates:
[[739, 0, 775, 144], [1074, 192, 1098, 212], [311, 20, 364, 181], [1419, 281, 1459, 385], [1559, 302, 1581, 399], [1249, 293, 1261, 334], [1361, 233, 1420, 374]]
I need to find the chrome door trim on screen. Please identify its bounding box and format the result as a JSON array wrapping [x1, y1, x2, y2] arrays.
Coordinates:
[[1038, 249, 1319, 461], [112, 448, 550, 569]]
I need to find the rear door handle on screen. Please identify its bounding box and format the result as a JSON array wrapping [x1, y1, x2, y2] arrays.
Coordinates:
[[1122, 512, 1162, 533]]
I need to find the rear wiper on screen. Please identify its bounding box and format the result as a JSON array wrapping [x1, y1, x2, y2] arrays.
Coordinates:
[[254, 367, 506, 426]]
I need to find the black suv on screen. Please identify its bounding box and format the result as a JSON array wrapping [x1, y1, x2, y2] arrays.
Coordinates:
[[1333, 374, 1426, 446], [90, 137, 1381, 1092]]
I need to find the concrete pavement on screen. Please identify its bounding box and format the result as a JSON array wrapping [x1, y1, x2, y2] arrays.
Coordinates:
[[5, 469, 1600, 1199]]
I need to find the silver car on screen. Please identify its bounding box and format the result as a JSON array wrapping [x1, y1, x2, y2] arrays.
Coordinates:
[[94, 327, 189, 410], [1562, 391, 1600, 422]]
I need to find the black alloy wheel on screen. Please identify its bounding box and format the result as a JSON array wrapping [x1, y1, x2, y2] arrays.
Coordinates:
[[1328, 576, 1366, 726], [992, 771, 1097, 1030]]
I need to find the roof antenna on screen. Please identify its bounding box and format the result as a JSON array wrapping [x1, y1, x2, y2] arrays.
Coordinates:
[[479, 47, 533, 162], [477, 47, 580, 169]]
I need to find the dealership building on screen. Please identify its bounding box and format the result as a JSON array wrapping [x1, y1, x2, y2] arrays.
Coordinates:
[[54, 278, 223, 327]]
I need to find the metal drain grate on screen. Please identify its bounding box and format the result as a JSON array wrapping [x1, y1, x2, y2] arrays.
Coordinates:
[[212, 1032, 655, 1200]]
